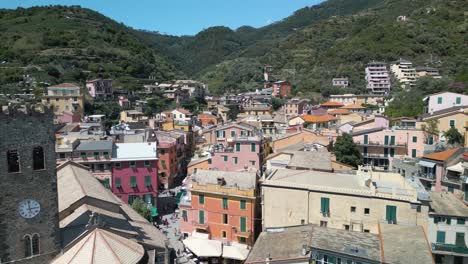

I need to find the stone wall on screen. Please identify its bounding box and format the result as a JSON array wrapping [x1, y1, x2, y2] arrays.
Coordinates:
[[0, 106, 60, 263]]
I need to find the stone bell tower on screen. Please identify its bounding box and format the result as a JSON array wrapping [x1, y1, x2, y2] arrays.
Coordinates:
[[0, 105, 60, 263]]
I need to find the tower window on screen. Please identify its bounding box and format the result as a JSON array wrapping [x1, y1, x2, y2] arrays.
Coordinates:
[[7, 149, 20, 173], [32, 234, 40, 255], [33, 146, 45, 170], [24, 235, 32, 257]]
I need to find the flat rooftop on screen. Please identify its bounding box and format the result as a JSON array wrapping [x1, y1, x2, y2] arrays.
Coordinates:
[[429, 191, 468, 217], [267, 169, 367, 190]]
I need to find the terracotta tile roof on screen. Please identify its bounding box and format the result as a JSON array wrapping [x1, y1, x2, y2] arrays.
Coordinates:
[[198, 113, 217, 119], [328, 109, 350, 115], [302, 114, 337, 123], [320, 101, 344, 107], [49, 83, 80, 89], [175, 108, 192, 115], [340, 104, 366, 109], [422, 147, 463, 161]]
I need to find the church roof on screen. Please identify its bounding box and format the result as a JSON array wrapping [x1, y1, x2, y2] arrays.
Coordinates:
[[52, 228, 144, 264]]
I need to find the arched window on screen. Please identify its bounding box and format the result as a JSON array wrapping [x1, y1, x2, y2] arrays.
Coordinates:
[[33, 146, 45, 170], [32, 234, 40, 255], [7, 149, 20, 173], [23, 235, 32, 257]]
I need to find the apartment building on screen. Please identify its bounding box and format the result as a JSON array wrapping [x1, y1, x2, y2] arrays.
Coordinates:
[[86, 78, 113, 99], [329, 94, 385, 106], [272, 81, 292, 97], [416, 66, 442, 79], [352, 127, 436, 171], [418, 147, 465, 193], [284, 98, 309, 116], [423, 92, 468, 114], [427, 192, 468, 264], [111, 143, 158, 206], [390, 59, 417, 88], [42, 83, 84, 116], [262, 168, 429, 234], [365, 61, 391, 95], [179, 170, 259, 249], [71, 140, 113, 182]]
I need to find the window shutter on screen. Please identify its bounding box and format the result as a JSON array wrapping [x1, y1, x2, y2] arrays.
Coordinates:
[[384, 135, 389, 145], [455, 233, 466, 247], [130, 176, 137, 188], [412, 149, 417, 158], [390, 148, 395, 157], [386, 205, 397, 224], [412, 136, 417, 143], [456, 97, 461, 104], [364, 135, 368, 144], [251, 143, 256, 152], [240, 217, 246, 232], [182, 210, 188, 221], [240, 200, 246, 210], [231, 131, 235, 137], [115, 177, 121, 188], [236, 143, 241, 151], [199, 195, 204, 204], [222, 198, 228, 209], [390, 136, 395, 145], [145, 176, 151, 187], [103, 179, 110, 188], [436, 231, 445, 243], [199, 211, 204, 224]]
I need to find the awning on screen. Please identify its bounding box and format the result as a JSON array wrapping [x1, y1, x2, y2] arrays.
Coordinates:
[[447, 162, 464, 173], [419, 160, 436, 168], [183, 237, 222, 258], [222, 245, 250, 261]]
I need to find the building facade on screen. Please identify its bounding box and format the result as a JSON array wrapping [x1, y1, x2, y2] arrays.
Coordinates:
[[272, 81, 292, 97], [423, 92, 468, 114], [365, 61, 391, 95], [179, 170, 259, 247], [390, 59, 417, 88], [42, 83, 84, 116], [86, 78, 113, 99], [262, 168, 429, 234], [111, 143, 158, 206]]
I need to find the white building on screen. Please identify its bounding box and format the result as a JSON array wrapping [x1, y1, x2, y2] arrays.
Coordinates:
[[365, 61, 391, 95], [332, 78, 349, 88], [390, 59, 417, 88], [423, 92, 468, 114]]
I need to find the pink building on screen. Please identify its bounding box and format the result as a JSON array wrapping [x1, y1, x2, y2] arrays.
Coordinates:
[[86, 78, 113, 99], [118, 96, 130, 108], [352, 128, 436, 171], [210, 123, 262, 172], [111, 143, 158, 206], [284, 98, 309, 116], [418, 147, 465, 193], [272, 81, 291, 97]]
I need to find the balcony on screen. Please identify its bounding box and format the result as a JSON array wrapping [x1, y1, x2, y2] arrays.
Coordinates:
[[357, 141, 407, 148], [362, 153, 390, 159], [432, 243, 468, 255], [191, 221, 209, 230], [418, 172, 436, 181]]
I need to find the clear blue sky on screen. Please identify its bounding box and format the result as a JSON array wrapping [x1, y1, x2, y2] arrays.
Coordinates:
[[1, 0, 322, 36]]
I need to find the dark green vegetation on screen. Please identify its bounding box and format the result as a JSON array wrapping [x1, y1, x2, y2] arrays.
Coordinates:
[[0, 6, 177, 94], [444, 127, 464, 145], [333, 133, 362, 168], [0, 0, 466, 109]]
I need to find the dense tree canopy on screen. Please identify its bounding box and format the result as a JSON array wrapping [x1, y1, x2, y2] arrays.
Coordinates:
[[333, 133, 362, 168]]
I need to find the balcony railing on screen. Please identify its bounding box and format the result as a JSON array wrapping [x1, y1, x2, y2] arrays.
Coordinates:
[[432, 243, 468, 255], [362, 153, 390, 159], [357, 141, 406, 148], [213, 146, 234, 153], [418, 172, 436, 180], [191, 221, 209, 230]]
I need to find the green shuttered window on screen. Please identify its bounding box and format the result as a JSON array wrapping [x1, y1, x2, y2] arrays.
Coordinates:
[[199, 210, 205, 224], [145, 176, 151, 187], [115, 177, 121, 188], [436, 231, 445, 243], [222, 198, 228, 209], [199, 194, 204, 204], [386, 205, 397, 224], [130, 176, 137, 188], [240, 200, 246, 210], [240, 217, 246, 232], [321, 197, 330, 215]]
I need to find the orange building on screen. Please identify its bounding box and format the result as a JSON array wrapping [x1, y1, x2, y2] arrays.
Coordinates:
[[197, 113, 218, 127], [187, 156, 211, 175], [179, 170, 259, 247]]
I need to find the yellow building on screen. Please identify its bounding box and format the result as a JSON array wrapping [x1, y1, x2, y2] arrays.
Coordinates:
[[42, 83, 84, 116], [119, 110, 147, 123], [261, 167, 428, 234], [421, 106, 467, 134]]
